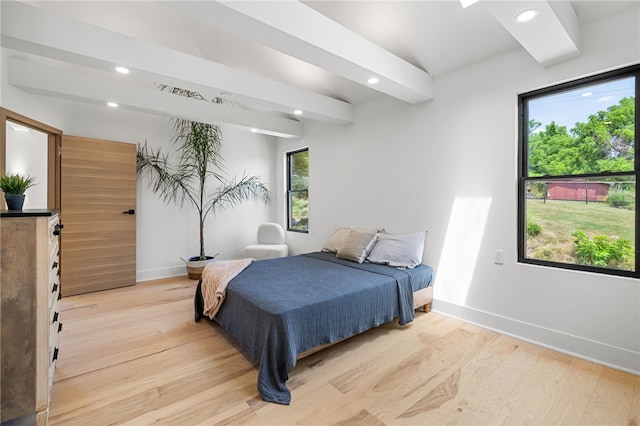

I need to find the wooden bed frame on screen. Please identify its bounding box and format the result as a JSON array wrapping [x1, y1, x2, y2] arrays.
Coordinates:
[[297, 285, 433, 359], [413, 285, 433, 313]]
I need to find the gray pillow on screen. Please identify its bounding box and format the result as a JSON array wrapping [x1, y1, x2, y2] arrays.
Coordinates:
[[336, 230, 378, 263], [366, 231, 427, 268]]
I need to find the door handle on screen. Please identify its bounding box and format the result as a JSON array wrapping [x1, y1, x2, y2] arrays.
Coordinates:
[[122, 209, 135, 215]]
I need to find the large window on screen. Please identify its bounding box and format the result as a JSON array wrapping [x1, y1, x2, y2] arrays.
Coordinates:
[[518, 65, 639, 278], [287, 148, 308, 232]]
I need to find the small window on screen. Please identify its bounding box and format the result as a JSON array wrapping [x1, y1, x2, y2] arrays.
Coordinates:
[[287, 148, 308, 232], [518, 65, 639, 278]]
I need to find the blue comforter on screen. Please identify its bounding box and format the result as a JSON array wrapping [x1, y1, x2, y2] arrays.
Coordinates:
[[195, 252, 434, 404]]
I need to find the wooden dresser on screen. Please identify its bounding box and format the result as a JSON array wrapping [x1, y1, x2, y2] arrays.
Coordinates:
[[1, 210, 62, 425]]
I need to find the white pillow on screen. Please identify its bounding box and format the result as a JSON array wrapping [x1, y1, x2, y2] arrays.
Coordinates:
[[321, 228, 351, 253], [336, 230, 378, 263], [366, 231, 427, 268]]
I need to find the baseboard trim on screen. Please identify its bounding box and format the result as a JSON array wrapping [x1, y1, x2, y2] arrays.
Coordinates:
[[136, 265, 187, 282], [432, 299, 640, 375]]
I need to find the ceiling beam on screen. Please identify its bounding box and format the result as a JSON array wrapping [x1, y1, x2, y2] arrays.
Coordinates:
[[0, 1, 353, 125], [161, 0, 434, 104], [484, 0, 580, 67], [7, 58, 303, 138]]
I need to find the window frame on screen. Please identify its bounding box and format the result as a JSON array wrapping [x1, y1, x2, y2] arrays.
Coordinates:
[[517, 64, 640, 278], [286, 147, 309, 233]]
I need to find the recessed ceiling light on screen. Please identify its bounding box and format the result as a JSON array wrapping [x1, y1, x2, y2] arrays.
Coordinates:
[[581, 92, 593, 97], [9, 122, 30, 132], [294, 109, 303, 115], [115, 66, 129, 74], [250, 128, 258, 133], [367, 77, 379, 85], [515, 9, 539, 22], [107, 102, 118, 108]]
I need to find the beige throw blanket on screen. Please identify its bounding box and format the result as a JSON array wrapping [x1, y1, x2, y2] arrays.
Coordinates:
[[201, 258, 253, 319]]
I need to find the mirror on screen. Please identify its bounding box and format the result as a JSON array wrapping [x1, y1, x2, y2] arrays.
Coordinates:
[[5, 120, 49, 209], [0, 108, 62, 210]]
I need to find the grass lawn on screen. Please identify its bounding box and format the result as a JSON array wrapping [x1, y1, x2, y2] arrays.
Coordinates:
[[526, 199, 635, 270]]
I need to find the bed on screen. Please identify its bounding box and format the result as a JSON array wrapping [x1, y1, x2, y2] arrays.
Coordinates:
[[194, 251, 434, 405]]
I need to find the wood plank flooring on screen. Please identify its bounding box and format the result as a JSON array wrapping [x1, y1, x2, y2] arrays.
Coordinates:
[[49, 276, 640, 425]]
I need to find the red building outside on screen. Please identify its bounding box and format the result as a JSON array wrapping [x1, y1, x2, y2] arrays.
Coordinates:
[[547, 181, 610, 202]]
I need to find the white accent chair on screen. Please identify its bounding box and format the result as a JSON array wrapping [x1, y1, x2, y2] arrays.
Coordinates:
[[244, 223, 289, 260]]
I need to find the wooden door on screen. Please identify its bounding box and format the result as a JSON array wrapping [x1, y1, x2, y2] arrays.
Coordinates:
[[61, 136, 136, 296]]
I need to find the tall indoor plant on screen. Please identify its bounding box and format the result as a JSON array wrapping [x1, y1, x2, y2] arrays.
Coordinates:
[[0, 173, 37, 210], [136, 87, 271, 278]]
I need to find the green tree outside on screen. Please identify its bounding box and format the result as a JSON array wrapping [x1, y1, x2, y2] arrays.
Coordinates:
[[528, 97, 635, 176]]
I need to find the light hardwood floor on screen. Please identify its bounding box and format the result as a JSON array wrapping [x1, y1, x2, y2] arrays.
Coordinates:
[[50, 276, 640, 425]]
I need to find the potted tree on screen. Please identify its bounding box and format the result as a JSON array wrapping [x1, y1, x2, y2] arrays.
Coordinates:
[[0, 173, 37, 210], [136, 87, 271, 279]]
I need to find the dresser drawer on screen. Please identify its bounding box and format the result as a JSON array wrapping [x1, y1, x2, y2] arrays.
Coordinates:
[[48, 345, 59, 400], [49, 294, 60, 324], [48, 217, 60, 247], [48, 238, 59, 263], [49, 280, 60, 309], [49, 323, 60, 351], [49, 262, 60, 308]]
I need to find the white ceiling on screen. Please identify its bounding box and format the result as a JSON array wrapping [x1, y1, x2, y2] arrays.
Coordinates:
[[1, 0, 637, 138]]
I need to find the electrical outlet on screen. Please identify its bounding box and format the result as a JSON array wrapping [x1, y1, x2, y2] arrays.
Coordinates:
[[494, 250, 504, 265]]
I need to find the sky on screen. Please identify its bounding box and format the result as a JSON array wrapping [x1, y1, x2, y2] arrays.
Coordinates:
[[528, 76, 635, 133]]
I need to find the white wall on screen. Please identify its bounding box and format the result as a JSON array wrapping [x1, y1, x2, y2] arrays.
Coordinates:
[[276, 8, 640, 374]]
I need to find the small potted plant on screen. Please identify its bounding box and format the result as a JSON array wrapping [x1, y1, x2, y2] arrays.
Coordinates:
[[0, 173, 37, 210]]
